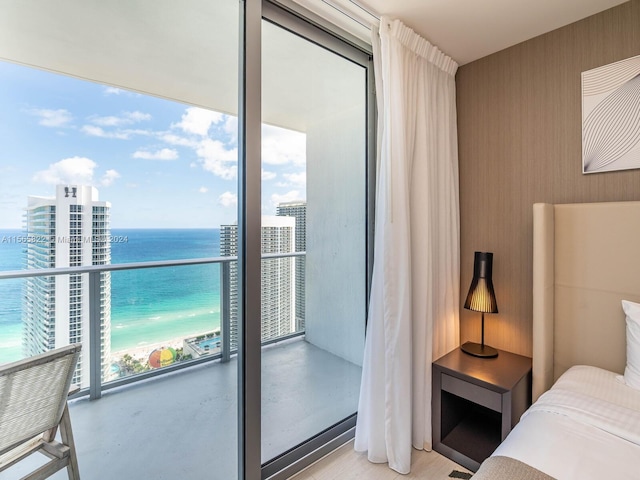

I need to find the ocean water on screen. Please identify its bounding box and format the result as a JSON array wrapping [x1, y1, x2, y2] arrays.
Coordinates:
[[0, 229, 221, 363]]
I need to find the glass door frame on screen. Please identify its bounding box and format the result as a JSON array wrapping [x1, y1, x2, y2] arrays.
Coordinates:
[[238, 1, 375, 479]]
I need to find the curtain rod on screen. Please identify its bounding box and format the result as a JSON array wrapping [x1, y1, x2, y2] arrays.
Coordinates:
[[344, 0, 380, 20], [320, 0, 380, 29]]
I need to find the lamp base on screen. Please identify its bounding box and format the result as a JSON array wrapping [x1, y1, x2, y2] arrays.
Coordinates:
[[461, 342, 499, 358]]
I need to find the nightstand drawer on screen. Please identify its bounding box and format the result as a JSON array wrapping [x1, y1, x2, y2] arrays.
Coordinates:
[[441, 373, 501, 412]]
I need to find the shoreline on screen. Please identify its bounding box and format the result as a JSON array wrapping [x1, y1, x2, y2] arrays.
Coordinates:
[[110, 331, 211, 363], [0, 329, 219, 366]]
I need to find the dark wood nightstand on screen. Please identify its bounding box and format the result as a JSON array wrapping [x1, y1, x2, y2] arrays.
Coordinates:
[[432, 347, 532, 472]]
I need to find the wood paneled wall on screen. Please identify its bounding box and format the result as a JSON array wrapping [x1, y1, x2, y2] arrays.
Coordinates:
[[457, 0, 640, 357]]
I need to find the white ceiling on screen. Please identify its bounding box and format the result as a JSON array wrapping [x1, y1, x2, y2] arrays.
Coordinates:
[[0, 0, 631, 132], [0, 0, 365, 132], [355, 0, 630, 65]]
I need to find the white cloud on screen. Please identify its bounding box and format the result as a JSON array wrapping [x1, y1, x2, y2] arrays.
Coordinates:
[[157, 109, 239, 181], [173, 107, 224, 136], [101, 169, 121, 186], [283, 172, 306, 187], [104, 87, 124, 95], [224, 116, 238, 143], [91, 116, 121, 127], [33, 157, 97, 185], [262, 124, 306, 166], [126, 111, 151, 122], [196, 138, 237, 180], [219, 191, 237, 207], [199, 187, 209, 194], [271, 190, 304, 208], [133, 148, 179, 161], [32, 157, 120, 188], [123, 128, 153, 137], [90, 111, 151, 127], [160, 133, 198, 148], [81, 125, 130, 139], [102, 87, 142, 97], [81, 112, 151, 141], [262, 169, 276, 181], [28, 108, 73, 128]]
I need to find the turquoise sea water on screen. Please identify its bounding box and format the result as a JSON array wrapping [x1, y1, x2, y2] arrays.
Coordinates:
[[0, 229, 221, 363]]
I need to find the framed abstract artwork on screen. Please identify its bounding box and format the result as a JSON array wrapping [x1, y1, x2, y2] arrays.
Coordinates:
[[582, 54, 640, 174]]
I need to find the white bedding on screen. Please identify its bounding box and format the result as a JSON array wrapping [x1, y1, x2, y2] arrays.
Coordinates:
[[493, 365, 640, 479]]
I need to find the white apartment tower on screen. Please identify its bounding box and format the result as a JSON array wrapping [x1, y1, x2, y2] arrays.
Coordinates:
[[220, 216, 296, 349], [276, 201, 306, 330], [23, 185, 111, 387]]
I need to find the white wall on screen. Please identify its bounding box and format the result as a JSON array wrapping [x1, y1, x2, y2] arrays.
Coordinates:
[[305, 104, 366, 367]]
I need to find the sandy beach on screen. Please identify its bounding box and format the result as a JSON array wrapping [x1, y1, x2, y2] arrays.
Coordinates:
[[110, 333, 206, 364]]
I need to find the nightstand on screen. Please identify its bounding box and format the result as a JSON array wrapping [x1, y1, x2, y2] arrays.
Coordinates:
[[432, 347, 532, 472]]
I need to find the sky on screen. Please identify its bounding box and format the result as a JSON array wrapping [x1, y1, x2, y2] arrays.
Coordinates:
[[0, 61, 306, 229]]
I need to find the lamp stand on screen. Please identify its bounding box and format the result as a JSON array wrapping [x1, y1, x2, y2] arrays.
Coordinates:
[[461, 312, 499, 358]]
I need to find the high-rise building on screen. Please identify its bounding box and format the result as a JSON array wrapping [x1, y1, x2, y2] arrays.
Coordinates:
[[220, 216, 296, 349], [276, 201, 306, 330], [23, 185, 111, 387]]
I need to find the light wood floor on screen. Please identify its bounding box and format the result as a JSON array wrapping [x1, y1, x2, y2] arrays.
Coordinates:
[[290, 440, 471, 480]]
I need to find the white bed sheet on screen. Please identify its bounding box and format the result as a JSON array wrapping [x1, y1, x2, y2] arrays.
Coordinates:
[[493, 365, 640, 479]]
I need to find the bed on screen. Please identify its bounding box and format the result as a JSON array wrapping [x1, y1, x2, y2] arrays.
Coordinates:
[[473, 201, 640, 479]]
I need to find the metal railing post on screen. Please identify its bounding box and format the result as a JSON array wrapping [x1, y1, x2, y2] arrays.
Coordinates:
[[88, 271, 102, 400], [221, 260, 231, 363]]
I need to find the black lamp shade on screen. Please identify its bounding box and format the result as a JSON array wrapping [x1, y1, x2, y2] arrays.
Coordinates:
[[464, 252, 498, 314]]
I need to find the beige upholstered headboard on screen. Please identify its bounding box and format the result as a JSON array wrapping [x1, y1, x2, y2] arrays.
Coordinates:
[[532, 201, 640, 401]]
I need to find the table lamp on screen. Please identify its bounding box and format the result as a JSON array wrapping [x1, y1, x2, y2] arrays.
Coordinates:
[[462, 251, 499, 358]]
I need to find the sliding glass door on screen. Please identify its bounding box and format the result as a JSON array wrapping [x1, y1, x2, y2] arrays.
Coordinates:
[[258, 7, 371, 474]]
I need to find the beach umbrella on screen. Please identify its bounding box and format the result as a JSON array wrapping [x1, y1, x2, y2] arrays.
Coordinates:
[[148, 347, 176, 368]]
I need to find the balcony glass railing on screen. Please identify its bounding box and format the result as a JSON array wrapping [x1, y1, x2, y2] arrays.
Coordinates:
[[0, 251, 305, 399]]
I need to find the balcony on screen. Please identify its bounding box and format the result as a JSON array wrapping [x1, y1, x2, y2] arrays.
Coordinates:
[[0, 254, 363, 479], [3, 337, 361, 479]]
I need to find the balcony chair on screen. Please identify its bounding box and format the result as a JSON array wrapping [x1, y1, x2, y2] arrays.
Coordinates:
[[0, 344, 82, 480]]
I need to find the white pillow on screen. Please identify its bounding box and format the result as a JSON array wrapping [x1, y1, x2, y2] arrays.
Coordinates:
[[622, 300, 640, 390]]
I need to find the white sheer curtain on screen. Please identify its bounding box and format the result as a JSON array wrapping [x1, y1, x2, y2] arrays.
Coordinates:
[[354, 17, 460, 475]]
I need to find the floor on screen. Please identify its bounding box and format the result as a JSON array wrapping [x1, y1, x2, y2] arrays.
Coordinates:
[[290, 440, 472, 480], [0, 338, 362, 480]]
